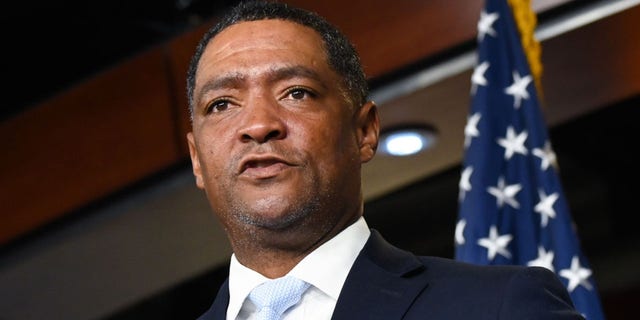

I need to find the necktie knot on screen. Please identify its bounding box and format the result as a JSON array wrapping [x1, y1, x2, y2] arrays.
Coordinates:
[[248, 276, 310, 320]]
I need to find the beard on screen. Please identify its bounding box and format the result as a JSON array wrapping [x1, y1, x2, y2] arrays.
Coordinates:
[[229, 186, 325, 231]]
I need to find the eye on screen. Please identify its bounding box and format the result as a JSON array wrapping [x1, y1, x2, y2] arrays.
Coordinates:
[[286, 87, 315, 100], [206, 99, 230, 114]]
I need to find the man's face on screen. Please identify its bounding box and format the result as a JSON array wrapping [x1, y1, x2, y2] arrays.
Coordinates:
[[187, 19, 378, 246]]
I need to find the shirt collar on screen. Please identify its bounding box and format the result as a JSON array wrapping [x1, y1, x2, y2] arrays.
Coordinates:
[[288, 216, 370, 299], [227, 254, 267, 320], [226, 216, 370, 319]]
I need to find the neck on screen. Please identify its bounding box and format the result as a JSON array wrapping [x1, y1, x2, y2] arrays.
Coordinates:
[[230, 214, 361, 278]]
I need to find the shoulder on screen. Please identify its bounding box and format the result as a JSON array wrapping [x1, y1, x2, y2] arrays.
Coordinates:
[[359, 231, 581, 319], [408, 256, 582, 319], [419, 254, 553, 281], [361, 230, 570, 296], [417, 255, 574, 297]]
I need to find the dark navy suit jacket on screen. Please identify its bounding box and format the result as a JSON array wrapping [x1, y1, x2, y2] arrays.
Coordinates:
[[197, 229, 583, 319]]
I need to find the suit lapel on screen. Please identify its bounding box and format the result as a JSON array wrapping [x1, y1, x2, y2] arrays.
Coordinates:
[[331, 230, 430, 320], [197, 279, 229, 320]]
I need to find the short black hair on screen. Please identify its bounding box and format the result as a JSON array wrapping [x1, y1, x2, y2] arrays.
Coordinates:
[[186, 0, 369, 117]]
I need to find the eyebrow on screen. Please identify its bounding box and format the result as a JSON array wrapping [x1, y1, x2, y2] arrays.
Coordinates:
[[265, 65, 325, 87], [195, 72, 246, 103], [195, 65, 327, 104]]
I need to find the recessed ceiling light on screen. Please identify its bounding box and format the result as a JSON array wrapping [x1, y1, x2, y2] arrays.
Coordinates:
[[378, 125, 437, 157]]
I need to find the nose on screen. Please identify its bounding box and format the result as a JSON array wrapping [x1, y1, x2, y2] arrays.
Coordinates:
[[238, 96, 287, 144]]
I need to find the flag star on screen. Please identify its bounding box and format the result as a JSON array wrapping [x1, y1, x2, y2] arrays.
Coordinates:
[[527, 246, 555, 272], [497, 126, 528, 160], [533, 141, 558, 171], [455, 219, 467, 245], [477, 225, 512, 261], [464, 112, 481, 147], [504, 71, 532, 109], [535, 189, 559, 227], [471, 61, 490, 94], [459, 166, 473, 201], [477, 10, 499, 41], [487, 176, 522, 209], [559, 256, 593, 293]]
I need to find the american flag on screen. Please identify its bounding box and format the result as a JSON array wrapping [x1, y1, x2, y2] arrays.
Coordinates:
[[454, 0, 606, 319]]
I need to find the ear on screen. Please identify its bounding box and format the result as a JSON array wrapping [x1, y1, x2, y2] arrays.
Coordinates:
[[355, 101, 380, 163], [187, 132, 205, 189]]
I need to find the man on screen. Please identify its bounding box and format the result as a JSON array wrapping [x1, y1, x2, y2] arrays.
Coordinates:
[[186, 1, 583, 319]]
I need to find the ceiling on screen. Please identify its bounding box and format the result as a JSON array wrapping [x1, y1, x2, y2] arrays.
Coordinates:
[[1, 1, 639, 319], [2, 0, 240, 122]]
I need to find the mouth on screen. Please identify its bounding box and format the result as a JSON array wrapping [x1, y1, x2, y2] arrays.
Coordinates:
[[239, 155, 294, 179]]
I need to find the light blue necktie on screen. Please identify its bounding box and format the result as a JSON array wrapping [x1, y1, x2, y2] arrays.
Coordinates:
[[248, 276, 310, 320]]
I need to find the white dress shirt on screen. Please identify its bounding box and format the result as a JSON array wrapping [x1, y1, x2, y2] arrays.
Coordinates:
[[226, 216, 371, 320]]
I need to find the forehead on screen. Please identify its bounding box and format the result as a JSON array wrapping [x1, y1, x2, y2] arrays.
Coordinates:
[[197, 19, 328, 76]]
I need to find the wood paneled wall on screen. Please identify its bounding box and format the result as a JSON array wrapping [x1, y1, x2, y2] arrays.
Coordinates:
[[1, 49, 181, 245]]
